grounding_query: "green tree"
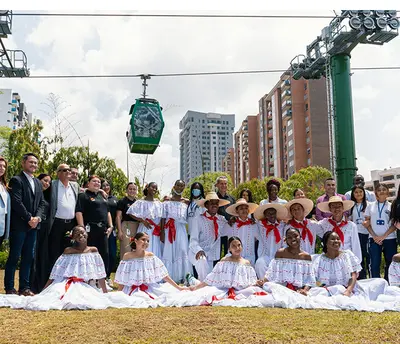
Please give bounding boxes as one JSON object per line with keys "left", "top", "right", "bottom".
{"left": 279, "top": 166, "right": 332, "bottom": 203}
{"left": 182, "top": 172, "right": 234, "bottom": 198}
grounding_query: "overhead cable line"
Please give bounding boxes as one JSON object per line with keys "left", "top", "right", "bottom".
{"left": 20, "top": 66, "right": 400, "bottom": 79}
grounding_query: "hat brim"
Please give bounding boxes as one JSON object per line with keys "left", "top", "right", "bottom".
{"left": 254, "top": 203, "right": 288, "bottom": 221}
{"left": 317, "top": 200, "right": 354, "bottom": 213}
{"left": 226, "top": 202, "right": 258, "bottom": 216}
{"left": 195, "top": 198, "right": 231, "bottom": 208}
{"left": 285, "top": 198, "right": 314, "bottom": 217}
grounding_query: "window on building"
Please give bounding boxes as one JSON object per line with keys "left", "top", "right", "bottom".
{"left": 382, "top": 175, "right": 394, "bottom": 181}
{"left": 307, "top": 148, "right": 311, "bottom": 155}
{"left": 287, "top": 129, "right": 293, "bottom": 136}
{"left": 304, "top": 83, "right": 307, "bottom": 90}
{"left": 304, "top": 94, "right": 308, "bottom": 101}
{"left": 306, "top": 137, "right": 310, "bottom": 144}
{"left": 287, "top": 119, "right": 292, "bottom": 126}
{"left": 288, "top": 139, "right": 293, "bottom": 147}
{"left": 396, "top": 174, "right": 400, "bottom": 179}
{"left": 306, "top": 126, "right": 310, "bottom": 133}
{"left": 289, "top": 161, "right": 294, "bottom": 167}
{"left": 288, "top": 150, "right": 293, "bottom": 157}
{"left": 202, "top": 120, "right": 205, "bottom": 123}
{"left": 305, "top": 116, "right": 309, "bottom": 123}
{"left": 305, "top": 103, "right": 309, "bottom": 111}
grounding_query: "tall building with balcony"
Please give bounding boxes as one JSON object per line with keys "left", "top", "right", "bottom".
{"left": 179, "top": 110, "right": 235, "bottom": 184}
{"left": 221, "top": 148, "right": 235, "bottom": 184}
{"left": 234, "top": 116, "right": 260, "bottom": 186}
{"left": 258, "top": 70, "right": 330, "bottom": 179}
{"left": 0, "top": 89, "right": 33, "bottom": 130}
{"left": 364, "top": 167, "right": 400, "bottom": 201}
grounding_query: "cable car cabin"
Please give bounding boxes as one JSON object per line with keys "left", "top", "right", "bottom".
{"left": 127, "top": 98, "right": 165, "bottom": 154}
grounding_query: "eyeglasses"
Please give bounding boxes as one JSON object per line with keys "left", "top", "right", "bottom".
{"left": 58, "top": 168, "right": 71, "bottom": 173}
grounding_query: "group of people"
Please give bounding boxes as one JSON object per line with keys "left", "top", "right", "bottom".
{"left": 0, "top": 153, "right": 400, "bottom": 312}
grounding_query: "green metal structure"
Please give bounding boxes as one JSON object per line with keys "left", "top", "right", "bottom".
{"left": 291, "top": 10, "right": 399, "bottom": 193}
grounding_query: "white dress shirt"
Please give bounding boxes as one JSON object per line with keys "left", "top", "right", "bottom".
{"left": 55, "top": 181, "right": 76, "bottom": 220}
{"left": 23, "top": 171, "right": 35, "bottom": 193}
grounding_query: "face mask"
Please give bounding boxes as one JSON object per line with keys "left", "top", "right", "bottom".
{"left": 192, "top": 189, "right": 201, "bottom": 197}
{"left": 173, "top": 189, "right": 183, "bottom": 196}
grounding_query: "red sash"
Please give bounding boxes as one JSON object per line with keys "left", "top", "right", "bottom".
{"left": 328, "top": 218, "right": 347, "bottom": 244}
{"left": 129, "top": 284, "right": 154, "bottom": 299}
{"left": 146, "top": 218, "right": 161, "bottom": 236}
{"left": 165, "top": 218, "right": 176, "bottom": 243}
{"left": 60, "top": 277, "right": 84, "bottom": 299}
{"left": 289, "top": 219, "right": 314, "bottom": 245}
{"left": 261, "top": 220, "right": 281, "bottom": 244}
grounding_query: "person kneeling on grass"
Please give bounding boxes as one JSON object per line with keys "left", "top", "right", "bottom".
{"left": 258, "top": 227, "right": 316, "bottom": 295}
{"left": 114, "top": 232, "right": 187, "bottom": 301}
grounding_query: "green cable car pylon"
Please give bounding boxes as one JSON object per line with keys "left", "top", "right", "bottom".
{"left": 127, "top": 74, "right": 165, "bottom": 154}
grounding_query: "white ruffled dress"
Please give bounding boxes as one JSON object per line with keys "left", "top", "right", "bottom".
{"left": 162, "top": 201, "right": 192, "bottom": 283}
{"left": 0, "top": 252, "right": 151, "bottom": 310}
{"left": 114, "top": 255, "right": 183, "bottom": 304}
{"left": 160, "top": 260, "right": 270, "bottom": 307}
{"left": 126, "top": 199, "right": 164, "bottom": 258}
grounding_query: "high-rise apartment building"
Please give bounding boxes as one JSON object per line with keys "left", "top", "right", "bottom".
{"left": 258, "top": 71, "right": 330, "bottom": 179}
{"left": 179, "top": 110, "right": 235, "bottom": 183}
{"left": 0, "top": 89, "right": 33, "bottom": 130}
{"left": 221, "top": 148, "right": 235, "bottom": 184}
{"left": 234, "top": 115, "right": 260, "bottom": 186}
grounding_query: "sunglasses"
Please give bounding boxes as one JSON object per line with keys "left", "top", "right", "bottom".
{"left": 58, "top": 168, "right": 71, "bottom": 172}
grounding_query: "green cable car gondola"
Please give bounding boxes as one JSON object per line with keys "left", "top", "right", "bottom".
{"left": 127, "top": 97, "right": 165, "bottom": 154}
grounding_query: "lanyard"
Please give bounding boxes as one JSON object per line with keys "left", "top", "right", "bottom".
{"left": 377, "top": 201, "right": 386, "bottom": 219}
{"left": 355, "top": 203, "right": 362, "bottom": 219}
{"left": 188, "top": 201, "right": 198, "bottom": 216}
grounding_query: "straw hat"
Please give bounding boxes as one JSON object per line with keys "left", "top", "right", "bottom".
{"left": 317, "top": 196, "right": 354, "bottom": 213}
{"left": 226, "top": 198, "right": 258, "bottom": 216}
{"left": 195, "top": 192, "right": 231, "bottom": 208}
{"left": 285, "top": 198, "right": 314, "bottom": 217}
{"left": 254, "top": 203, "right": 288, "bottom": 221}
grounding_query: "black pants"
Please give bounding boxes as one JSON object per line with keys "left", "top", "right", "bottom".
{"left": 49, "top": 218, "right": 76, "bottom": 269}
{"left": 358, "top": 233, "right": 370, "bottom": 280}
{"left": 220, "top": 235, "right": 228, "bottom": 257}
{"left": 87, "top": 227, "right": 109, "bottom": 274}
{"left": 30, "top": 221, "right": 50, "bottom": 293}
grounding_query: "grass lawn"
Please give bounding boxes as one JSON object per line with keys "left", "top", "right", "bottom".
{"left": 0, "top": 270, "right": 399, "bottom": 344}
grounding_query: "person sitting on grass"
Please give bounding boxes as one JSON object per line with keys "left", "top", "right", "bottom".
{"left": 388, "top": 253, "right": 400, "bottom": 287}
{"left": 114, "top": 232, "right": 187, "bottom": 300}
{"left": 258, "top": 227, "right": 316, "bottom": 295}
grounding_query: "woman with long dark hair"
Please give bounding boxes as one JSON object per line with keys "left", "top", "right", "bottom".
{"left": 0, "top": 156, "right": 10, "bottom": 247}
{"left": 349, "top": 185, "right": 370, "bottom": 279}
{"left": 30, "top": 173, "right": 52, "bottom": 293}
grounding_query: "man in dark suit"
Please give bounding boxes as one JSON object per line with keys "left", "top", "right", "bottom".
{"left": 48, "top": 163, "right": 79, "bottom": 268}
{"left": 4, "top": 153, "right": 45, "bottom": 295}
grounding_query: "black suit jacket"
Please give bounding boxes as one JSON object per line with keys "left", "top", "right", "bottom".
{"left": 9, "top": 172, "right": 46, "bottom": 232}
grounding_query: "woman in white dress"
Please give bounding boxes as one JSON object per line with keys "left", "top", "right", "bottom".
{"left": 309, "top": 231, "right": 389, "bottom": 311}
{"left": 260, "top": 227, "right": 316, "bottom": 294}
{"left": 224, "top": 198, "right": 259, "bottom": 265}
{"left": 114, "top": 232, "right": 187, "bottom": 303}
{"left": 163, "top": 236, "right": 269, "bottom": 307}
{"left": 126, "top": 182, "right": 164, "bottom": 258}
{"left": 162, "top": 180, "right": 192, "bottom": 283}
{"left": 4, "top": 226, "right": 112, "bottom": 310}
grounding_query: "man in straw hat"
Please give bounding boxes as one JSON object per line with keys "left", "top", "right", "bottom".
{"left": 225, "top": 198, "right": 259, "bottom": 265}
{"left": 317, "top": 196, "right": 362, "bottom": 261}
{"left": 253, "top": 203, "right": 287, "bottom": 279}
{"left": 284, "top": 198, "right": 324, "bottom": 255}
{"left": 188, "top": 192, "right": 230, "bottom": 281}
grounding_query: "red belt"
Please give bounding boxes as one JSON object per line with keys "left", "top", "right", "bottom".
{"left": 60, "top": 277, "right": 84, "bottom": 299}
{"left": 129, "top": 284, "right": 154, "bottom": 299}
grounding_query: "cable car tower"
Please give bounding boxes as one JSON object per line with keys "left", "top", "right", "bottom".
{"left": 0, "top": 10, "right": 29, "bottom": 77}
{"left": 127, "top": 74, "right": 165, "bottom": 155}
{"left": 290, "top": 10, "right": 399, "bottom": 193}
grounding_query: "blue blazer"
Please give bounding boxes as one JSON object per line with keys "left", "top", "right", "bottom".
{"left": 0, "top": 187, "right": 11, "bottom": 239}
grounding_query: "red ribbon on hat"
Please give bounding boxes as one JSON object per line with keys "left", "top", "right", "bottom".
{"left": 261, "top": 220, "right": 281, "bottom": 244}
{"left": 289, "top": 219, "right": 314, "bottom": 246}
{"left": 328, "top": 218, "right": 347, "bottom": 244}
{"left": 146, "top": 218, "right": 161, "bottom": 236}
{"left": 165, "top": 218, "right": 176, "bottom": 244}
{"left": 60, "top": 277, "right": 84, "bottom": 299}
{"left": 236, "top": 218, "right": 253, "bottom": 228}
{"left": 129, "top": 284, "right": 154, "bottom": 299}
{"left": 203, "top": 213, "right": 219, "bottom": 240}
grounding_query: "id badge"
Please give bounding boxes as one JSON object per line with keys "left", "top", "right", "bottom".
{"left": 85, "top": 224, "right": 91, "bottom": 232}
{"left": 356, "top": 218, "right": 363, "bottom": 225}
{"left": 376, "top": 219, "right": 385, "bottom": 226}
{"left": 126, "top": 227, "right": 131, "bottom": 236}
